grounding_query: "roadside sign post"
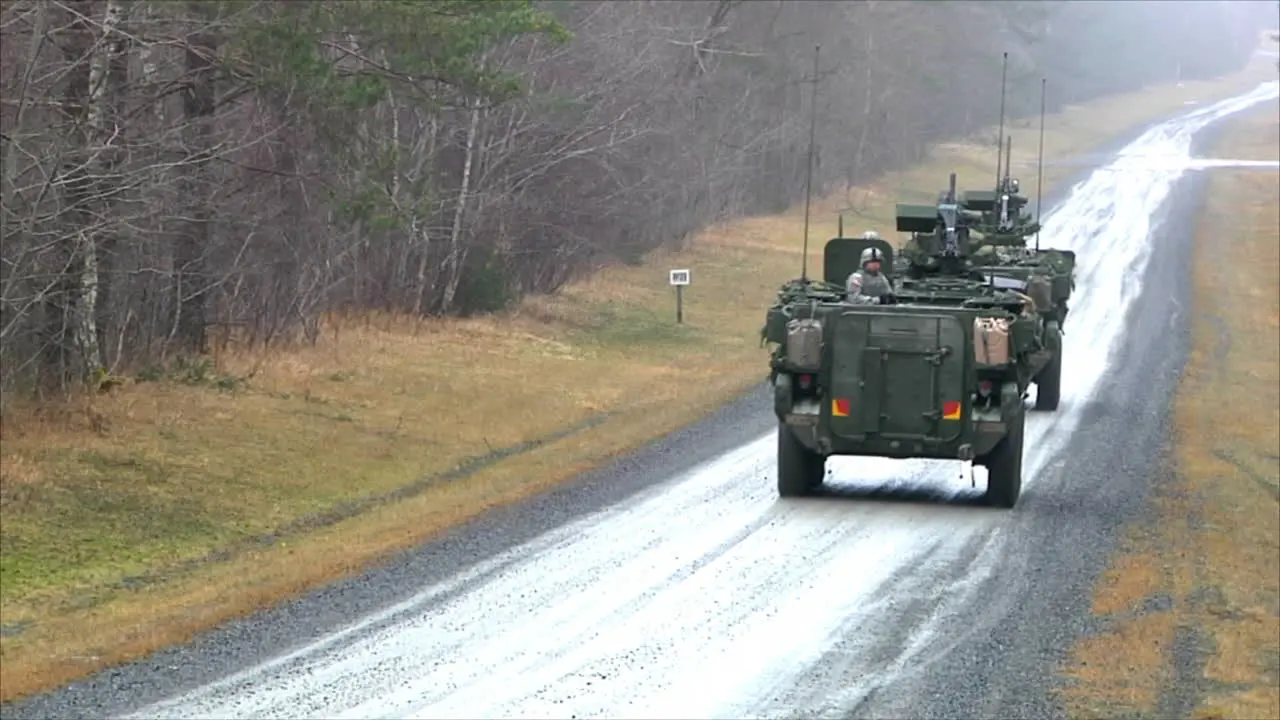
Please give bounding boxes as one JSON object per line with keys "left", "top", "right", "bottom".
{"left": 669, "top": 269, "right": 690, "bottom": 323}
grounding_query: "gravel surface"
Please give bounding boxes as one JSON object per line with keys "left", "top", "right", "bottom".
{"left": 3, "top": 83, "right": 1274, "bottom": 720}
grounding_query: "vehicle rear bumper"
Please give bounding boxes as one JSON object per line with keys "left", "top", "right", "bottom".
{"left": 781, "top": 412, "right": 1006, "bottom": 460}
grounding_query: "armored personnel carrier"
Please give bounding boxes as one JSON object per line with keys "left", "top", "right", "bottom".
{"left": 958, "top": 138, "right": 1073, "bottom": 410}
{"left": 761, "top": 174, "right": 1061, "bottom": 508}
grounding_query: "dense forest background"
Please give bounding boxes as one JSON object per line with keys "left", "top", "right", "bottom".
{"left": 0, "top": 0, "right": 1271, "bottom": 395}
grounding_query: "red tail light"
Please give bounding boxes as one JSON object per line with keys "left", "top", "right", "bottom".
{"left": 798, "top": 374, "right": 813, "bottom": 389}
{"left": 978, "top": 380, "right": 993, "bottom": 396}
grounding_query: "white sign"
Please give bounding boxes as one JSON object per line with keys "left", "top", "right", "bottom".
{"left": 669, "top": 269, "right": 691, "bottom": 286}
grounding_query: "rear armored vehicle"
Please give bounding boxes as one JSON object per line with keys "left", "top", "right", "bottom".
{"left": 960, "top": 168, "right": 1072, "bottom": 410}
{"left": 956, "top": 76, "right": 1075, "bottom": 409}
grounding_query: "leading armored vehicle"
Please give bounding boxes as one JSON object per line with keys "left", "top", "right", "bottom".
{"left": 762, "top": 174, "right": 1063, "bottom": 508}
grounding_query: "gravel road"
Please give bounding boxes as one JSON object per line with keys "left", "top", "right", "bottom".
{"left": 5, "top": 81, "right": 1277, "bottom": 720}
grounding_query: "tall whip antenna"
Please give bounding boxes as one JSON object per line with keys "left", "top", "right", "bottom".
{"left": 800, "top": 44, "right": 821, "bottom": 283}
{"left": 1004, "top": 135, "right": 1012, "bottom": 183}
{"left": 1035, "top": 77, "right": 1046, "bottom": 251}
{"left": 995, "top": 51, "right": 1008, "bottom": 189}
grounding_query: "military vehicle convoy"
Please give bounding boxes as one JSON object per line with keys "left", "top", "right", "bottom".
{"left": 761, "top": 174, "right": 1066, "bottom": 508}
{"left": 760, "top": 52, "right": 1076, "bottom": 508}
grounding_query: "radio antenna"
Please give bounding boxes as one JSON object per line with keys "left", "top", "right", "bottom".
{"left": 995, "top": 51, "right": 1008, "bottom": 189}
{"left": 1034, "top": 77, "right": 1046, "bottom": 251}
{"left": 800, "top": 44, "right": 821, "bottom": 283}
{"left": 1004, "top": 135, "right": 1013, "bottom": 182}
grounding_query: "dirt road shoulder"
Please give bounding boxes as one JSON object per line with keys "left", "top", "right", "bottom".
{"left": 1058, "top": 100, "right": 1280, "bottom": 720}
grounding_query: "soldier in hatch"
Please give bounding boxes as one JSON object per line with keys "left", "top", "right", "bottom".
{"left": 845, "top": 236, "right": 893, "bottom": 304}
{"left": 846, "top": 273, "right": 875, "bottom": 304}
{"left": 900, "top": 230, "right": 940, "bottom": 276}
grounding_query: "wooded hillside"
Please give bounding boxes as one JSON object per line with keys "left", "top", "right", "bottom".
{"left": 0, "top": 0, "right": 1266, "bottom": 396}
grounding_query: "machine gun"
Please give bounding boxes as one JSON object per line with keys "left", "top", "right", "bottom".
{"left": 896, "top": 173, "right": 988, "bottom": 280}
{"left": 964, "top": 138, "right": 1040, "bottom": 251}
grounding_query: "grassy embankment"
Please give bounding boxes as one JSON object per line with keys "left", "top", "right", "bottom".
{"left": 0, "top": 65, "right": 1272, "bottom": 703}
{"left": 1057, "top": 102, "right": 1280, "bottom": 719}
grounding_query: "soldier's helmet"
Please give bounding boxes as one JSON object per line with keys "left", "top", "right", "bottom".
{"left": 861, "top": 230, "right": 882, "bottom": 241}
{"left": 860, "top": 246, "right": 885, "bottom": 269}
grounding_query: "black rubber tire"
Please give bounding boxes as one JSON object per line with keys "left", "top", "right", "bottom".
{"left": 777, "top": 423, "right": 824, "bottom": 497}
{"left": 983, "top": 409, "right": 1025, "bottom": 509}
{"left": 1035, "top": 322, "right": 1062, "bottom": 412}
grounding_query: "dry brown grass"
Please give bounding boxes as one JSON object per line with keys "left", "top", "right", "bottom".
{"left": 0, "top": 64, "right": 1274, "bottom": 703}
{"left": 1061, "top": 610, "right": 1180, "bottom": 714}
{"left": 1059, "top": 99, "right": 1280, "bottom": 719}
{"left": 1089, "top": 551, "right": 1168, "bottom": 618}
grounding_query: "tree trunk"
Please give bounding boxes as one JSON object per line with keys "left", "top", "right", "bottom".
{"left": 53, "top": 0, "right": 129, "bottom": 384}
{"left": 440, "top": 101, "right": 480, "bottom": 313}
{"left": 92, "top": 0, "right": 130, "bottom": 371}
{"left": 412, "top": 113, "right": 440, "bottom": 315}
{"left": 173, "top": 9, "right": 218, "bottom": 355}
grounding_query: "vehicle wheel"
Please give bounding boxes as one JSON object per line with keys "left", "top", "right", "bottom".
{"left": 777, "top": 423, "right": 824, "bottom": 497}
{"left": 983, "top": 410, "right": 1025, "bottom": 509}
{"left": 1035, "top": 322, "right": 1062, "bottom": 411}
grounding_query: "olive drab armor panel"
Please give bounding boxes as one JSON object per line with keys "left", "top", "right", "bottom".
{"left": 960, "top": 190, "right": 997, "bottom": 213}
{"left": 895, "top": 203, "right": 939, "bottom": 233}
{"left": 829, "top": 311, "right": 968, "bottom": 440}
{"left": 823, "top": 237, "right": 896, "bottom": 284}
